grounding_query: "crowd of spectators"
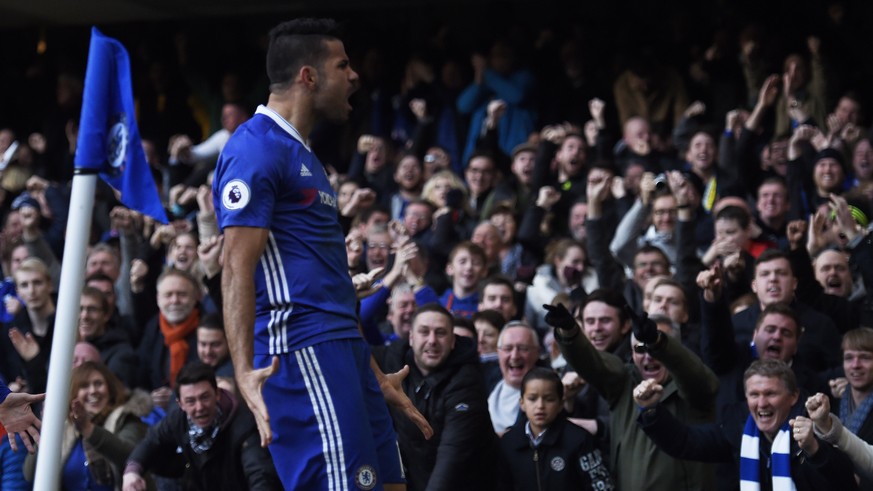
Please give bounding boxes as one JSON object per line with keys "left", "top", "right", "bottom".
{"left": 2, "top": 1, "right": 873, "bottom": 489}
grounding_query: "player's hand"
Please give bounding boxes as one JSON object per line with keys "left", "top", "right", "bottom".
{"left": 378, "top": 364, "right": 434, "bottom": 440}
{"left": 237, "top": 356, "right": 279, "bottom": 447}
{"left": 0, "top": 391, "right": 45, "bottom": 453}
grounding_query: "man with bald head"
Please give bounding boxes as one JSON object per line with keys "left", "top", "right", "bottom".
{"left": 615, "top": 116, "right": 673, "bottom": 174}
{"left": 814, "top": 249, "right": 853, "bottom": 298}
{"left": 785, "top": 217, "right": 872, "bottom": 335}
{"left": 789, "top": 244, "right": 871, "bottom": 335}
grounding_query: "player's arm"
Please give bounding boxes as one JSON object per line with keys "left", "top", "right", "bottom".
{"left": 222, "top": 225, "right": 279, "bottom": 447}
{"left": 369, "top": 358, "right": 434, "bottom": 440}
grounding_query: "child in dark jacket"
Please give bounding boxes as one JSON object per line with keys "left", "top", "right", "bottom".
{"left": 498, "top": 367, "right": 615, "bottom": 491}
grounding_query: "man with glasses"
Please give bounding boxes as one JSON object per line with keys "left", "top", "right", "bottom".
{"left": 586, "top": 167, "right": 671, "bottom": 312}
{"left": 364, "top": 224, "right": 393, "bottom": 274}
{"left": 611, "top": 177, "right": 680, "bottom": 268}
{"left": 487, "top": 321, "right": 540, "bottom": 434}
{"left": 544, "top": 300, "right": 718, "bottom": 490}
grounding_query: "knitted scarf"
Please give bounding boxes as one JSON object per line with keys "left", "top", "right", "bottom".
{"left": 739, "top": 416, "right": 796, "bottom": 491}
{"left": 159, "top": 308, "right": 200, "bottom": 387}
{"left": 187, "top": 406, "right": 222, "bottom": 454}
{"left": 840, "top": 390, "right": 873, "bottom": 436}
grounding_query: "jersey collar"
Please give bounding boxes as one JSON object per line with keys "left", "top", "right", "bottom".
{"left": 256, "top": 105, "right": 312, "bottom": 152}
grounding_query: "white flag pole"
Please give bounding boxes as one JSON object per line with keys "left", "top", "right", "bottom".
{"left": 33, "top": 172, "right": 97, "bottom": 491}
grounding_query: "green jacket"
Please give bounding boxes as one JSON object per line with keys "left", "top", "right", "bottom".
{"left": 557, "top": 329, "right": 718, "bottom": 491}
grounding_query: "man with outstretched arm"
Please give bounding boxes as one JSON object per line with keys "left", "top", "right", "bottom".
{"left": 214, "top": 18, "right": 429, "bottom": 491}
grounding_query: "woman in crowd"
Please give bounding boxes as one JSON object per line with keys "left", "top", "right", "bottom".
{"left": 525, "top": 238, "right": 597, "bottom": 334}
{"left": 25, "top": 361, "right": 152, "bottom": 491}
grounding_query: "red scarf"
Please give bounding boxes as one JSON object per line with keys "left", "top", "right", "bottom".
{"left": 159, "top": 308, "right": 200, "bottom": 387}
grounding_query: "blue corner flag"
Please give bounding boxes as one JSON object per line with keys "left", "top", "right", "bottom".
{"left": 75, "top": 27, "right": 168, "bottom": 224}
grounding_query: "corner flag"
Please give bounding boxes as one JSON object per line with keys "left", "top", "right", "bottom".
{"left": 75, "top": 27, "right": 168, "bottom": 223}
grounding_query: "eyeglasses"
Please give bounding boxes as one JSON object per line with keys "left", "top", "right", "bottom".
{"left": 367, "top": 243, "right": 391, "bottom": 250}
{"left": 634, "top": 260, "right": 667, "bottom": 270}
{"left": 498, "top": 344, "right": 534, "bottom": 354}
{"left": 652, "top": 209, "right": 677, "bottom": 217}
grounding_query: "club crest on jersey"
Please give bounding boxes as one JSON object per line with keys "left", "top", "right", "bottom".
{"left": 222, "top": 179, "right": 251, "bottom": 210}
{"left": 354, "top": 465, "right": 377, "bottom": 490}
{"left": 550, "top": 456, "right": 565, "bottom": 471}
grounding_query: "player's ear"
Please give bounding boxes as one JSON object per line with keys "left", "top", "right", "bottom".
{"left": 299, "top": 65, "right": 318, "bottom": 89}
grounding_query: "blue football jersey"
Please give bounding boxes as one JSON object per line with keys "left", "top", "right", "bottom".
{"left": 214, "top": 106, "right": 359, "bottom": 355}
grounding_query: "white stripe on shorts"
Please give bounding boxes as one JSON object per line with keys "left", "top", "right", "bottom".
{"left": 297, "top": 346, "right": 349, "bottom": 491}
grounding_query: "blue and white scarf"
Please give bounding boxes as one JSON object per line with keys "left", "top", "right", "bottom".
{"left": 840, "top": 390, "right": 873, "bottom": 436}
{"left": 739, "top": 416, "right": 796, "bottom": 491}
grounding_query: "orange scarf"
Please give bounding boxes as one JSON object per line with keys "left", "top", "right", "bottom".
{"left": 159, "top": 308, "right": 200, "bottom": 388}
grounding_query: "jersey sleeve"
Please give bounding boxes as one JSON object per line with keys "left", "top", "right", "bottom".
{"left": 213, "top": 128, "right": 281, "bottom": 230}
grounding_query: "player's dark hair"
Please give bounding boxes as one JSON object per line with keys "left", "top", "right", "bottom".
{"left": 267, "top": 18, "right": 340, "bottom": 90}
